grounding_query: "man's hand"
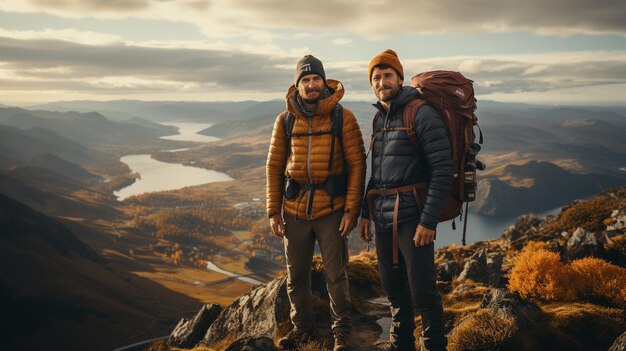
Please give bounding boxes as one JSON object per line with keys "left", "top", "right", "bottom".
{"left": 413, "top": 224, "right": 435, "bottom": 246}
{"left": 269, "top": 214, "right": 285, "bottom": 237}
{"left": 338, "top": 212, "right": 357, "bottom": 238}
{"left": 358, "top": 218, "right": 372, "bottom": 242}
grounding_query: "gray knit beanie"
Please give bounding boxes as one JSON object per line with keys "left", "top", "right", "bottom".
{"left": 294, "top": 55, "right": 326, "bottom": 86}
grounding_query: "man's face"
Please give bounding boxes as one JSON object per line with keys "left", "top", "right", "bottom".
{"left": 371, "top": 67, "right": 403, "bottom": 103}
{"left": 297, "top": 74, "right": 325, "bottom": 104}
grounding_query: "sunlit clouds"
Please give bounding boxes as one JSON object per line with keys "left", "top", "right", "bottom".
{"left": 0, "top": 0, "right": 624, "bottom": 104}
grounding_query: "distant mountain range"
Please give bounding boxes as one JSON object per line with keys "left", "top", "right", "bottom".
{"left": 0, "top": 106, "right": 177, "bottom": 146}
{"left": 474, "top": 160, "right": 624, "bottom": 215}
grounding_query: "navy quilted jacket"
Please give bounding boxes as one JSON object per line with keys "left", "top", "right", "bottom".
{"left": 361, "top": 86, "right": 453, "bottom": 230}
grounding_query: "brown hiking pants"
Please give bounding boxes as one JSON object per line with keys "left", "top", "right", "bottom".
{"left": 283, "top": 210, "right": 352, "bottom": 332}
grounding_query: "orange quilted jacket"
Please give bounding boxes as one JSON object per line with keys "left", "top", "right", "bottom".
{"left": 266, "top": 79, "right": 366, "bottom": 220}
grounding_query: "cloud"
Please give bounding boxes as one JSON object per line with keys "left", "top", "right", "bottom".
{"left": 1, "top": 0, "right": 624, "bottom": 38}
{"left": 0, "top": 28, "right": 123, "bottom": 45}
{"left": 0, "top": 31, "right": 624, "bottom": 102}
{"left": 402, "top": 52, "right": 626, "bottom": 94}
{"left": 332, "top": 38, "right": 353, "bottom": 46}
{"left": 0, "top": 35, "right": 297, "bottom": 92}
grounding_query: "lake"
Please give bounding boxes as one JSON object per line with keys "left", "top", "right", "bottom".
{"left": 160, "top": 122, "right": 220, "bottom": 142}
{"left": 434, "top": 206, "right": 560, "bottom": 248}
{"left": 114, "top": 123, "right": 232, "bottom": 200}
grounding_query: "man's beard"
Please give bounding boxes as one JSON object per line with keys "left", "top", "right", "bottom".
{"left": 302, "top": 88, "right": 322, "bottom": 104}
{"left": 377, "top": 85, "right": 400, "bottom": 103}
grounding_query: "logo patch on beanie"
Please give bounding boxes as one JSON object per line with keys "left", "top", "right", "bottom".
{"left": 301, "top": 63, "right": 311, "bottom": 72}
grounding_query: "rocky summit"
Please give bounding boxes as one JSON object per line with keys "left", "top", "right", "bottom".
{"left": 157, "top": 185, "right": 625, "bottom": 351}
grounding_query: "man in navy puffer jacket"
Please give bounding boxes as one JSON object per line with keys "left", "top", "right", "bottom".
{"left": 358, "top": 49, "right": 452, "bottom": 351}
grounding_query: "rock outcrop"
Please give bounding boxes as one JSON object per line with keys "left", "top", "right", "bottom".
{"left": 456, "top": 248, "right": 504, "bottom": 287}
{"left": 203, "top": 276, "right": 289, "bottom": 346}
{"left": 565, "top": 227, "right": 609, "bottom": 260}
{"left": 479, "top": 289, "right": 541, "bottom": 329}
{"left": 167, "top": 303, "right": 223, "bottom": 348}
{"left": 608, "top": 331, "right": 626, "bottom": 351}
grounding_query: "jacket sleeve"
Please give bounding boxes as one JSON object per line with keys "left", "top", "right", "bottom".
{"left": 360, "top": 177, "right": 375, "bottom": 219}
{"left": 415, "top": 105, "right": 453, "bottom": 229}
{"left": 341, "top": 109, "right": 366, "bottom": 217}
{"left": 266, "top": 113, "right": 288, "bottom": 218}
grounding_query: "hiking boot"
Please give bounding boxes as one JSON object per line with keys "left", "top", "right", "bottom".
{"left": 277, "top": 327, "right": 312, "bottom": 350}
{"left": 333, "top": 329, "right": 351, "bottom": 351}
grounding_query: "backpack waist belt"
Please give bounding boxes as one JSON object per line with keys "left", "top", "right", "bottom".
{"left": 366, "top": 182, "right": 428, "bottom": 269}
{"left": 285, "top": 174, "right": 348, "bottom": 219}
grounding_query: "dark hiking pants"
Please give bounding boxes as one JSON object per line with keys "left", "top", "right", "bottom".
{"left": 375, "top": 218, "right": 447, "bottom": 351}
{"left": 283, "top": 211, "right": 352, "bottom": 332}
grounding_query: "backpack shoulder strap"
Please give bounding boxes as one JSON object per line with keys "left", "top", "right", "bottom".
{"left": 403, "top": 98, "right": 427, "bottom": 152}
{"left": 328, "top": 104, "right": 343, "bottom": 171}
{"left": 368, "top": 111, "right": 383, "bottom": 153}
{"left": 331, "top": 104, "right": 343, "bottom": 140}
{"left": 282, "top": 110, "right": 296, "bottom": 138}
{"left": 282, "top": 111, "right": 296, "bottom": 159}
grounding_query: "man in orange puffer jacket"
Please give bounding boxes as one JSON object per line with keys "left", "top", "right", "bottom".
{"left": 266, "top": 55, "right": 366, "bottom": 351}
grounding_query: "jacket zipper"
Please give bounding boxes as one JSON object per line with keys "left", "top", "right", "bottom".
{"left": 379, "top": 104, "right": 391, "bottom": 218}
{"left": 306, "top": 117, "right": 314, "bottom": 220}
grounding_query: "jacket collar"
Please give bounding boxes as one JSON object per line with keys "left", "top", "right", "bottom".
{"left": 373, "top": 86, "right": 420, "bottom": 116}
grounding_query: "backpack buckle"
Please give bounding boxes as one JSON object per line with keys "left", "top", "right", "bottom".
{"left": 380, "top": 186, "right": 387, "bottom": 198}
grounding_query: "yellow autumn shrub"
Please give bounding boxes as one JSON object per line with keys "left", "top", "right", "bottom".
{"left": 508, "top": 249, "right": 576, "bottom": 301}
{"left": 570, "top": 257, "right": 626, "bottom": 308}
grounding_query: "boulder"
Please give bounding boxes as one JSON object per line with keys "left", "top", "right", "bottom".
{"left": 607, "top": 209, "right": 626, "bottom": 233}
{"left": 565, "top": 227, "right": 609, "bottom": 260}
{"left": 479, "top": 289, "right": 541, "bottom": 329}
{"left": 224, "top": 336, "right": 278, "bottom": 351}
{"left": 437, "top": 261, "right": 461, "bottom": 282}
{"left": 501, "top": 225, "right": 522, "bottom": 242}
{"left": 456, "top": 249, "right": 503, "bottom": 286}
{"left": 167, "top": 303, "right": 222, "bottom": 348}
{"left": 203, "top": 276, "right": 289, "bottom": 346}
{"left": 504, "top": 214, "right": 547, "bottom": 249}
{"left": 608, "top": 331, "right": 626, "bottom": 351}
{"left": 513, "top": 214, "right": 543, "bottom": 235}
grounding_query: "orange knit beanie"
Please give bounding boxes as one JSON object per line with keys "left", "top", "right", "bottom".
{"left": 368, "top": 49, "right": 404, "bottom": 84}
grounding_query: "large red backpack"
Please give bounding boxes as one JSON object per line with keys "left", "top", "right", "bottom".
{"left": 371, "top": 70, "right": 484, "bottom": 244}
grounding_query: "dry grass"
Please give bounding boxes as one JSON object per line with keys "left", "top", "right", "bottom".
{"left": 145, "top": 333, "right": 237, "bottom": 351}
{"left": 448, "top": 309, "right": 516, "bottom": 351}
{"left": 296, "top": 340, "right": 328, "bottom": 351}
{"left": 204, "top": 332, "right": 238, "bottom": 351}
{"left": 541, "top": 302, "right": 626, "bottom": 351}
{"left": 540, "top": 191, "right": 625, "bottom": 234}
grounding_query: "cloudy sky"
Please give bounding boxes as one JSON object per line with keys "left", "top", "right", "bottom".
{"left": 0, "top": 0, "right": 625, "bottom": 105}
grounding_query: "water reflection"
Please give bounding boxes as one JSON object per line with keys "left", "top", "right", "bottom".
{"left": 114, "top": 154, "right": 232, "bottom": 200}
{"left": 160, "top": 122, "right": 219, "bottom": 142}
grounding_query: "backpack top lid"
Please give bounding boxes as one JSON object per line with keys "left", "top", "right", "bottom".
{"left": 411, "top": 70, "right": 477, "bottom": 114}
